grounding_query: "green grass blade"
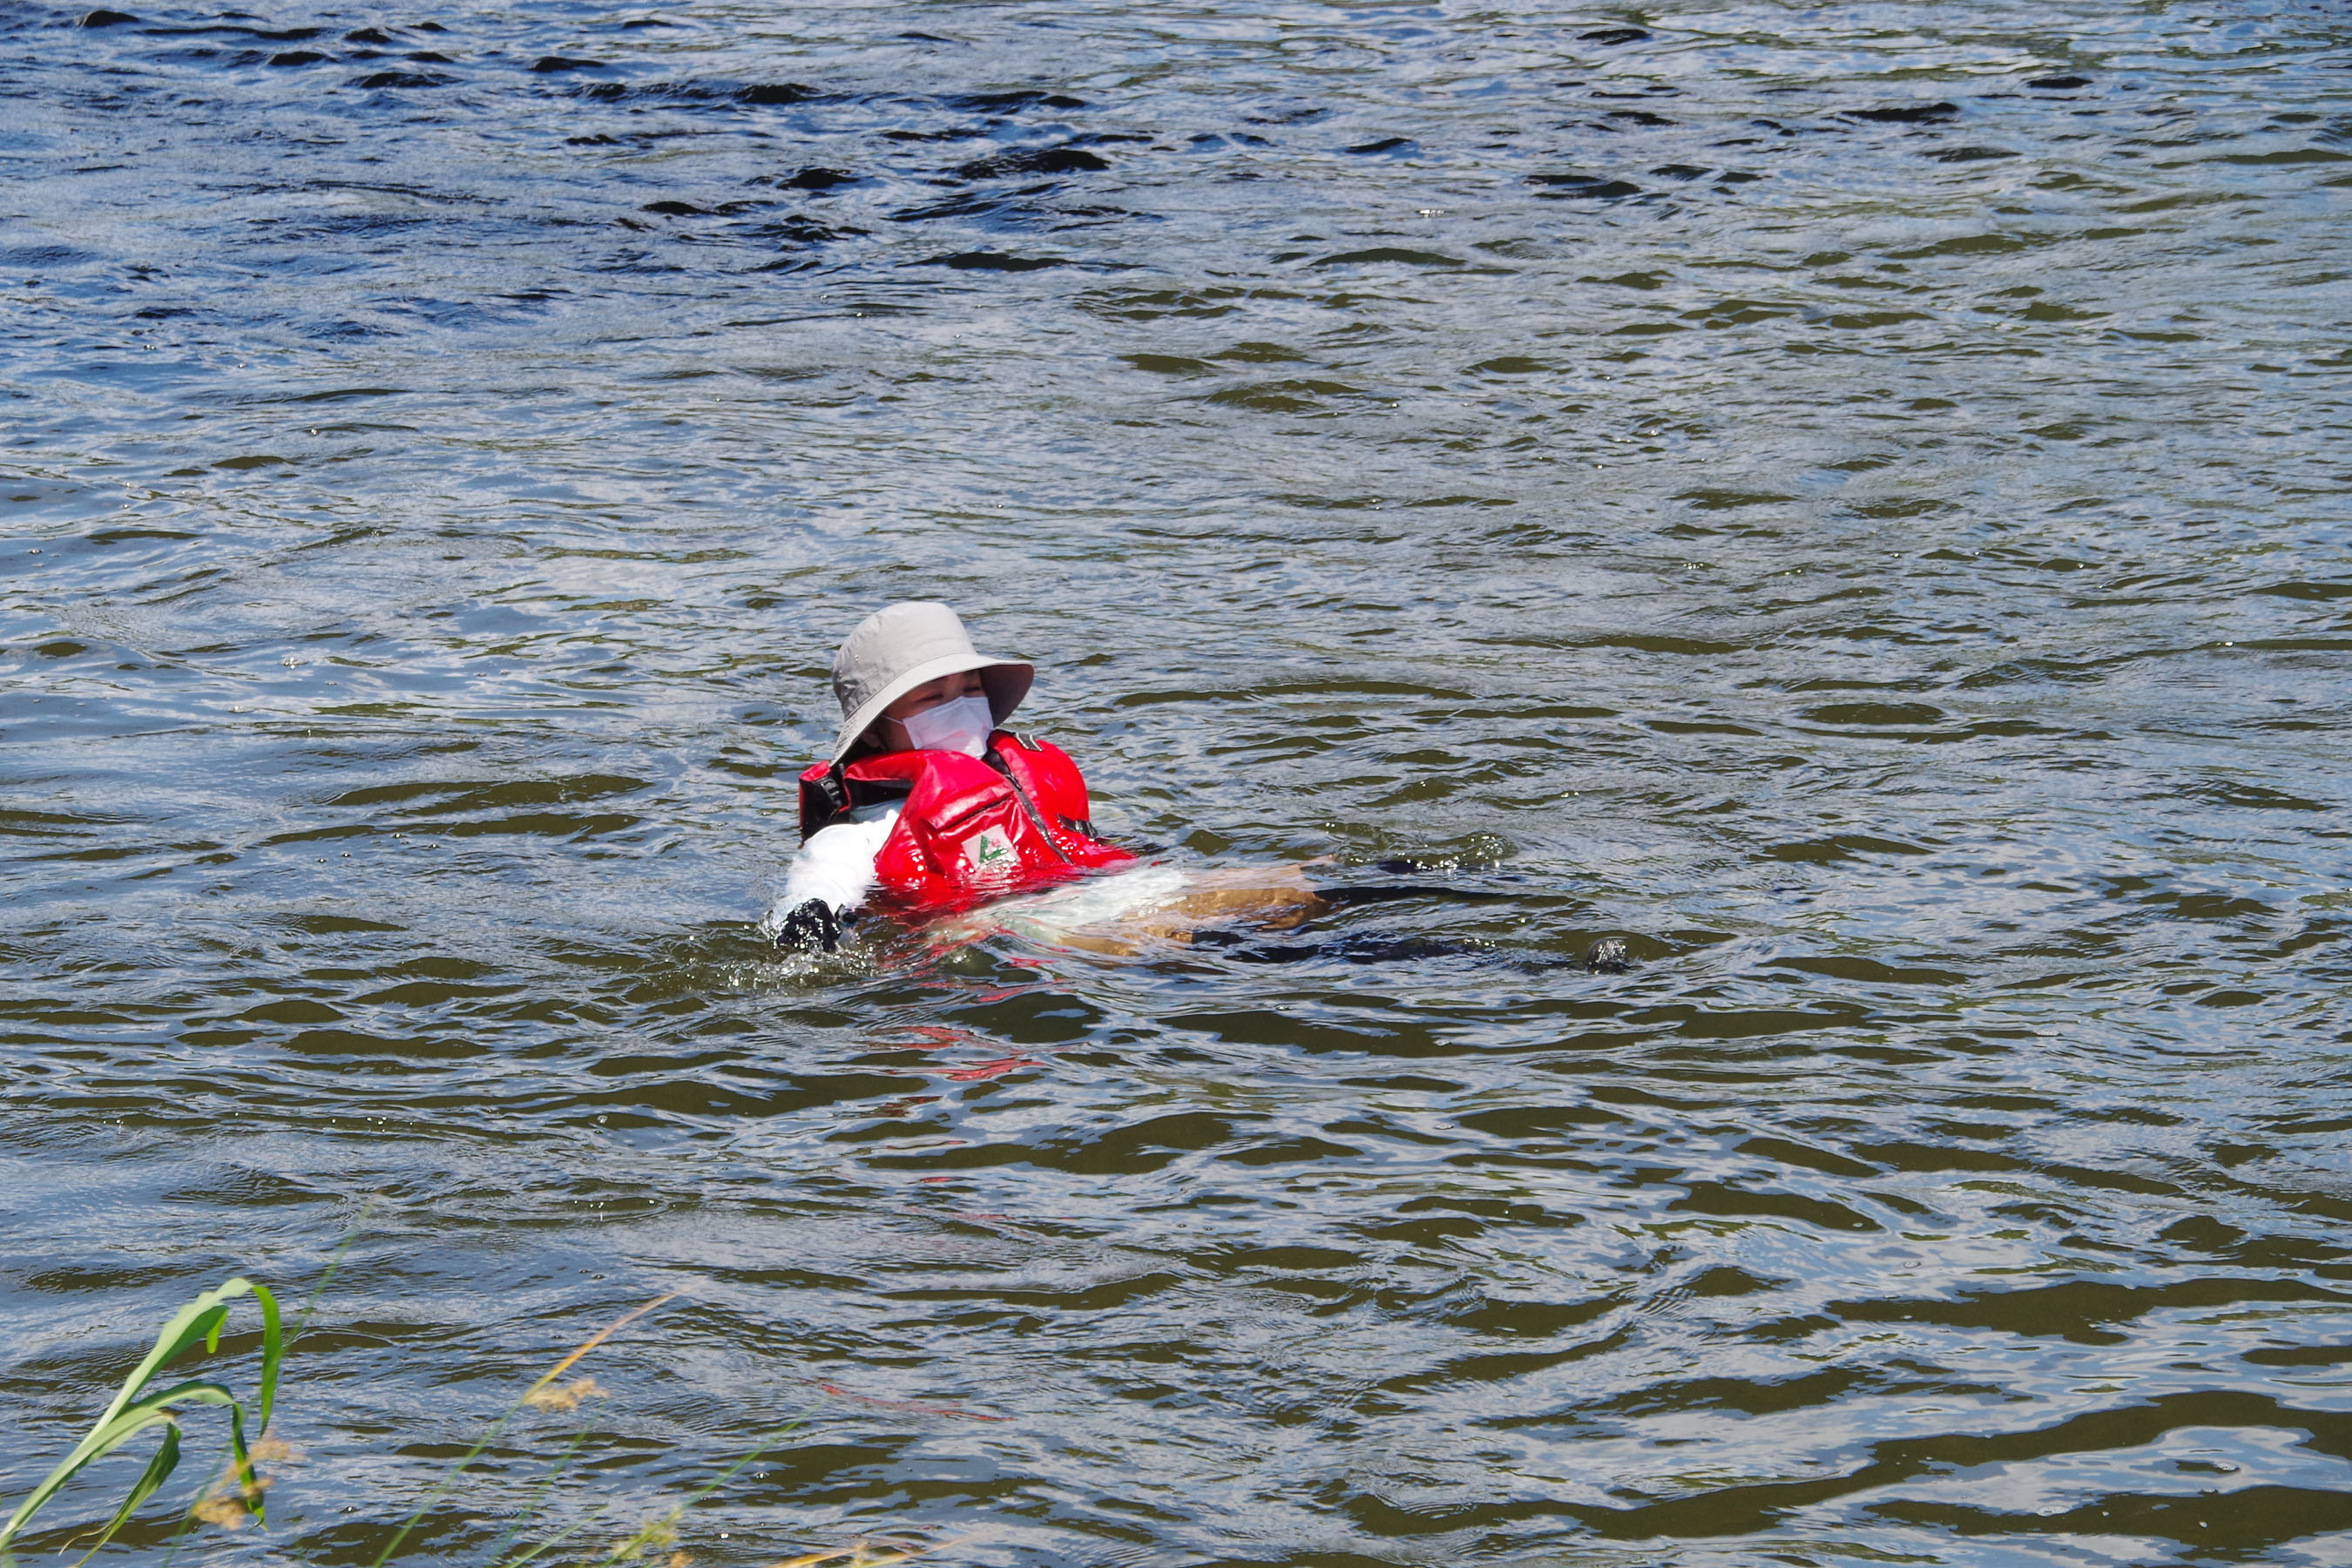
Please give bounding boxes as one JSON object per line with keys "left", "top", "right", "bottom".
{"left": 68, "top": 1415, "right": 182, "bottom": 1567}
{"left": 0, "top": 1382, "right": 240, "bottom": 1548}
{"left": 249, "top": 1283, "right": 283, "bottom": 1438}
{"left": 99, "top": 1279, "right": 261, "bottom": 1429}
{"left": 223, "top": 1402, "right": 260, "bottom": 1524}
{"left": 0, "top": 1400, "right": 185, "bottom": 1550}
{"left": 117, "top": 1381, "right": 237, "bottom": 1416}
{"left": 166, "top": 1238, "right": 340, "bottom": 1568}
{"left": 154, "top": 1450, "right": 233, "bottom": 1568}
{"left": 0, "top": 1277, "right": 274, "bottom": 1552}
{"left": 91, "top": 1306, "right": 219, "bottom": 1436}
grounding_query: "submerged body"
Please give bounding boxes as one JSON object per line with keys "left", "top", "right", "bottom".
{"left": 765, "top": 729, "right": 1326, "bottom": 951}
{"left": 770, "top": 600, "right": 1330, "bottom": 955}
{"left": 959, "top": 861, "right": 1327, "bottom": 955}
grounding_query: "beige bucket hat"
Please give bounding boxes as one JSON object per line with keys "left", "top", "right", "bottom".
{"left": 829, "top": 601, "right": 1034, "bottom": 762}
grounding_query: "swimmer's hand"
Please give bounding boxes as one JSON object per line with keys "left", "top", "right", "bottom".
{"left": 774, "top": 898, "right": 850, "bottom": 954}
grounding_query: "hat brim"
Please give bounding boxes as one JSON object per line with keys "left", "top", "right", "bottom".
{"left": 831, "top": 652, "right": 1034, "bottom": 762}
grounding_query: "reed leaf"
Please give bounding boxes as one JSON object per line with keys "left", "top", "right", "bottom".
{"left": 77, "top": 1416, "right": 179, "bottom": 1565}
{"left": 0, "top": 1277, "right": 281, "bottom": 1551}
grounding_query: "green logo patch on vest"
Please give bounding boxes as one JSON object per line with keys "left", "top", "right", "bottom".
{"left": 963, "top": 826, "right": 1017, "bottom": 874}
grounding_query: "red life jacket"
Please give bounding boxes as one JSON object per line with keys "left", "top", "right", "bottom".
{"left": 796, "top": 732, "right": 1132, "bottom": 913}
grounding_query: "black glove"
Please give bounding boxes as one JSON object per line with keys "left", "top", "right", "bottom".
{"left": 774, "top": 899, "right": 846, "bottom": 953}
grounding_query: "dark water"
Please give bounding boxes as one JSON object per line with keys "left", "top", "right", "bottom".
{"left": 6, "top": 0, "right": 2352, "bottom": 1563}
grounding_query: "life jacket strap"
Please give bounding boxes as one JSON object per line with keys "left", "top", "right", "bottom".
{"left": 814, "top": 762, "right": 849, "bottom": 821}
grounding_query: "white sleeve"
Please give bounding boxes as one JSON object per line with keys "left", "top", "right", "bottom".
{"left": 762, "top": 809, "right": 896, "bottom": 931}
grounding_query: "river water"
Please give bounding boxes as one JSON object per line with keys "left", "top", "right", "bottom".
{"left": 4, "top": 1, "right": 2351, "bottom": 1564}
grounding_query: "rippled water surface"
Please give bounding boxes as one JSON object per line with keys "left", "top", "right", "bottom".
{"left": 6, "top": 0, "right": 2352, "bottom": 1563}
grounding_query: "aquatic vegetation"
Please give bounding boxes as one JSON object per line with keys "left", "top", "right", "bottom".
{"left": 3, "top": 1281, "right": 811, "bottom": 1566}
{"left": 0, "top": 1276, "right": 281, "bottom": 1558}
{"left": 369, "top": 1293, "right": 677, "bottom": 1565}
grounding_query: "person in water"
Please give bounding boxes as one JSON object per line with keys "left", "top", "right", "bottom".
{"left": 767, "top": 601, "right": 1320, "bottom": 953}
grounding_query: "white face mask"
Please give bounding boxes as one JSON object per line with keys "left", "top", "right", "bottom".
{"left": 901, "top": 691, "right": 994, "bottom": 757}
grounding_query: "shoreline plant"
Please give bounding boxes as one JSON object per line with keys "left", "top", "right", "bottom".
{"left": 0, "top": 1276, "right": 280, "bottom": 1559}
{"left": 0, "top": 1276, "right": 853, "bottom": 1568}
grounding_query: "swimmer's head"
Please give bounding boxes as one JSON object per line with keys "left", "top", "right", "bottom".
{"left": 829, "top": 601, "right": 1032, "bottom": 761}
